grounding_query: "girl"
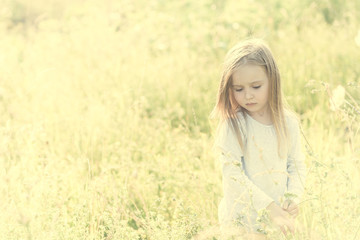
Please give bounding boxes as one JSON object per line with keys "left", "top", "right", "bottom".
{"left": 211, "top": 39, "right": 307, "bottom": 239}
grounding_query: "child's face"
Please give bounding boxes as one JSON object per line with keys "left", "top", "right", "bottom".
{"left": 231, "top": 64, "right": 270, "bottom": 116}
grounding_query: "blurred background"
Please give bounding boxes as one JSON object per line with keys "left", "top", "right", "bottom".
{"left": 0, "top": 0, "right": 359, "bottom": 239}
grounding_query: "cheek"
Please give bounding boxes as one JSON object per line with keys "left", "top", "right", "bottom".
{"left": 260, "top": 87, "right": 269, "bottom": 100}
{"left": 233, "top": 92, "right": 242, "bottom": 103}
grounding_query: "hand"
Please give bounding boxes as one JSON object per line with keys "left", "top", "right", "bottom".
{"left": 266, "top": 201, "right": 295, "bottom": 237}
{"left": 282, "top": 200, "right": 299, "bottom": 218}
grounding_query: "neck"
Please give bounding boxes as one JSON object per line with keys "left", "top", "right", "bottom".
{"left": 247, "top": 107, "right": 272, "bottom": 125}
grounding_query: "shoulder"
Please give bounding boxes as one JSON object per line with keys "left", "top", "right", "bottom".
{"left": 215, "top": 112, "right": 247, "bottom": 148}
{"left": 218, "top": 111, "right": 247, "bottom": 133}
{"left": 217, "top": 119, "right": 240, "bottom": 140}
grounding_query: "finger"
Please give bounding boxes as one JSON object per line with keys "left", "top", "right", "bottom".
{"left": 287, "top": 201, "right": 295, "bottom": 207}
{"left": 289, "top": 207, "right": 299, "bottom": 213}
{"left": 287, "top": 204, "right": 298, "bottom": 211}
{"left": 288, "top": 208, "right": 299, "bottom": 215}
{"left": 287, "top": 207, "right": 297, "bottom": 213}
{"left": 289, "top": 211, "right": 299, "bottom": 217}
{"left": 288, "top": 222, "right": 295, "bottom": 234}
{"left": 281, "top": 226, "right": 293, "bottom": 237}
{"left": 281, "top": 225, "right": 294, "bottom": 237}
{"left": 285, "top": 217, "right": 295, "bottom": 232}
{"left": 280, "top": 225, "right": 288, "bottom": 236}
{"left": 282, "top": 200, "right": 290, "bottom": 210}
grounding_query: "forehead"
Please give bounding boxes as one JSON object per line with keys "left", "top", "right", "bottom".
{"left": 232, "top": 65, "right": 268, "bottom": 85}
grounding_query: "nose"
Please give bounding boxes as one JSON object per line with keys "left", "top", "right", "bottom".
{"left": 245, "top": 90, "right": 253, "bottom": 100}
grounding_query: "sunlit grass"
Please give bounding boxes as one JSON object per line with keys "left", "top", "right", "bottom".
{"left": 0, "top": 0, "right": 359, "bottom": 239}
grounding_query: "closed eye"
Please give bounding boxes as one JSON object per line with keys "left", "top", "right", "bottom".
{"left": 235, "top": 89, "right": 243, "bottom": 92}
{"left": 253, "top": 85, "right": 261, "bottom": 89}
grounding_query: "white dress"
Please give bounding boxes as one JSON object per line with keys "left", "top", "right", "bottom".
{"left": 216, "top": 111, "right": 307, "bottom": 234}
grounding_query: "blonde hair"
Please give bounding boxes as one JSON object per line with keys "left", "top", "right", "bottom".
{"left": 211, "top": 38, "right": 288, "bottom": 158}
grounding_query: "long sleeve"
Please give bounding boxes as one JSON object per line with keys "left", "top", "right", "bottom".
{"left": 285, "top": 118, "right": 307, "bottom": 204}
{"left": 216, "top": 120, "right": 274, "bottom": 214}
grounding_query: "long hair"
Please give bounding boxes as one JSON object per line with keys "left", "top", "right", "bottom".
{"left": 211, "top": 38, "right": 288, "bottom": 158}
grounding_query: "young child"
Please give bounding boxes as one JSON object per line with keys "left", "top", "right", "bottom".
{"left": 211, "top": 39, "right": 307, "bottom": 238}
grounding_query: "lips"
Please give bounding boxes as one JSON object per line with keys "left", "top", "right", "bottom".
{"left": 246, "top": 103, "right": 256, "bottom": 106}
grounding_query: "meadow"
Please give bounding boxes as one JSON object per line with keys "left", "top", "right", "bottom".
{"left": 0, "top": 0, "right": 359, "bottom": 239}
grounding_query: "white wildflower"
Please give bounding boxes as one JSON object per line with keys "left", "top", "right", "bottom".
{"left": 329, "top": 85, "right": 345, "bottom": 111}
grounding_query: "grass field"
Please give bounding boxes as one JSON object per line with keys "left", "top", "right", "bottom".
{"left": 0, "top": 0, "right": 359, "bottom": 239}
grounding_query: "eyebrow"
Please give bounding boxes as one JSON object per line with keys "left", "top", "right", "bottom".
{"left": 232, "top": 80, "right": 263, "bottom": 87}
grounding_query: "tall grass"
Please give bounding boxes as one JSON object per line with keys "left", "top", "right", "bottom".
{"left": 0, "top": 0, "right": 359, "bottom": 239}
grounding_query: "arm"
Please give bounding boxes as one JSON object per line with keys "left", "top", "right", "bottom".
{"left": 216, "top": 120, "right": 274, "bottom": 215}
{"left": 285, "top": 119, "right": 307, "bottom": 205}
{"left": 216, "top": 119, "right": 296, "bottom": 235}
{"left": 220, "top": 151, "right": 275, "bottom": 213}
